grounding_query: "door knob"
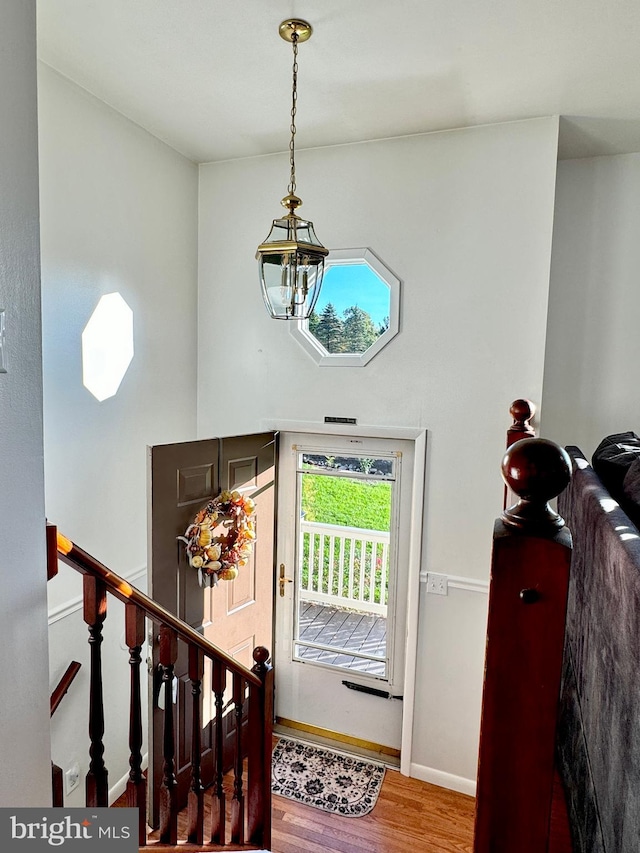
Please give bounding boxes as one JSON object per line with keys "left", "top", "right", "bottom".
{"left": 279, "top": 563, "right": 293, "bottom": 597}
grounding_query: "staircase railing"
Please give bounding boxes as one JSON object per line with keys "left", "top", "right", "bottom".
{"left": 53, "top": 528, "right": 273, "bottom": 850}
{"left": 299, "top": 520, "right": 390, "bottom": 615}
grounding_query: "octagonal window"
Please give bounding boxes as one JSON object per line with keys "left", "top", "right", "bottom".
{"left": 82, "top": 292, "right": 134, "bottom": 401}
{"left": 290, "top": 248, "right": 401, "bottom": 366}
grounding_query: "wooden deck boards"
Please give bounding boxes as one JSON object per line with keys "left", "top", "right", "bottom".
{"left": 296, "top": 602, "right": 387, "bottom": 676}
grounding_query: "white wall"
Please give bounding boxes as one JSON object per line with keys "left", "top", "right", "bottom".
{"left": 198, "top": 117, "right": 560, "bottom": 786}
{"left": 38, "top": 64, "right": 199, "bottom": 801}
{"left": 542, "top": 153, "right": 640, "bottom": 456}
{"left": 0, "top": 0, "right": 51, "bottom": 806}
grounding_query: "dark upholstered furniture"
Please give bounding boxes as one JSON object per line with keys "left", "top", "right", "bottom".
{"left": 557, "top": 446, "right": 640, "bottom": 853}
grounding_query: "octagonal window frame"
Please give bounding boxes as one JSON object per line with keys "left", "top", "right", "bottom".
{"left": 82, "top": 292, "right": 134, "bottom": 402}
{"left": 290, "top": 247, "right": 401, "bottom": 367}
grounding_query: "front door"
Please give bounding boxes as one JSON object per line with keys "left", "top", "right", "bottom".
{"left": 147, "top": 432, "right": 276, "bottom": 827}
{"left": 274, "top": 432, "right": 416, "bottom": 757}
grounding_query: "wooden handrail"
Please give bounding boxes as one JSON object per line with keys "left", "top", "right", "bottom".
{"left": 50, "top": 661, "right": 82, "bottom": 717}
{"left": 56, "top": 531, "right": 261, "bottom": 688}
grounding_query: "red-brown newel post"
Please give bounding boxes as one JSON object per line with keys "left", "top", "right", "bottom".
{"left": 474, "top": 438, "right": 573, "bottom": 853}
{"left": 46, "top": 522, "right": 59, "bottom": 580}
{"left": 248, "top": 646, "right": 274, "bottom": 850}
{"left": 504, "top": 399, "right": 536, "bottom": 509}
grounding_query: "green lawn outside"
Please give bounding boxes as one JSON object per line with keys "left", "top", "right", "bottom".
{"left": 300, "top": 473, "right": 391, "bottom": 603}
{"left": 300, "top": 473, "right": 391, "bottom": 530}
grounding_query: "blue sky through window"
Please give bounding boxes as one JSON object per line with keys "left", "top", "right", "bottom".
{"left": 314, "top": 264, "right": 390, "bottom": 327}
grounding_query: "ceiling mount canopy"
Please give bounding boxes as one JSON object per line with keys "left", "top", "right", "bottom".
{"left": 256, "top": 18, "right": 329, "bottom": 321}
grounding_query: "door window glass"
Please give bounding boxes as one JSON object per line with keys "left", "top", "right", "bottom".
{"left": 293, "top": 450, "right": 397, "bottom": 678}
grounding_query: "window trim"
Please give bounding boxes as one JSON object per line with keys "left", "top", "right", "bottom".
{"left": 289, "top": 247, "right": 401, "bottom": 367}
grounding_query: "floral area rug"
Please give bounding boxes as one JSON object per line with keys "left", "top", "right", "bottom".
{"left": 271, "top": 737, "right": 385, "bottom": 817}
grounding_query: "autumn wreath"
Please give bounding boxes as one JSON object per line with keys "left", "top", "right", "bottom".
{"left": 178, "top": 490, "right": 256, "bottom": 586}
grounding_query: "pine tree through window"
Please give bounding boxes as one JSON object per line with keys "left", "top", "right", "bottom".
{"left": 290, "top": 248, "right": 401, "bottom": 366}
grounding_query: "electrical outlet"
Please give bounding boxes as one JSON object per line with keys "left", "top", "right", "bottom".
{"left": 426, "top": 572, "right": 448, "bottom": 596}
{"left": 65, "top": 762, "right": 80, "bottom": 796}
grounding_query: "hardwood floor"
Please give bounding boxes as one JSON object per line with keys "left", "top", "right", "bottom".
{"left": 135, "top": 767, "right": 475, "bottom": 852}
{"left": 117, "top": 745, "right": 573, "bottom": 853}
{"left": 271, "top": 769, "right": 474, "bottom": 853}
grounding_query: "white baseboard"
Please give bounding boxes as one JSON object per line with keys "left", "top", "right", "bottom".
{"left": 108, "top": 752, "right": 148, "bottom": 805}
{"left": 410, "top": 762, "right": 476, "bottom": 797}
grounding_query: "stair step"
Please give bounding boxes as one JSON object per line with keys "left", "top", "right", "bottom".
{"left": 146, "top": 848, "right": 266, "bottom": 852}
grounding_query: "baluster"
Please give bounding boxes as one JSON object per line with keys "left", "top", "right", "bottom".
{"left": 84, "top": 575, "right": 109, "bottom": 806}
{"left": 368, "top": 539, "right": 375, "bottom": 604}
{"left": 338, "top": 535, "right": 346, "bottom": 602}
{"left": 187, "top": 646, "right": 205, "bottom": 845}
{"left": 381, "top": 542, "right": 389, "bottom": 606}
{"left": 328, "top": 535, "right": 336, "bottom": 596}
{"left": 210, "top": 660, "right": 226, "bottom": 845}
{"left": 307, "top": 533, "right": 314, "bottom": 592}
{"left": 474, "top": 438, "right": 572, "bottom": 853}
{"left": 125, "top": 603, "right": 146, "bottom": 846}
{"left": 319, "top": 534, "right": 325, "bottom": 594}
{"left": 247, "top": 647, "right": 273, "bottom": 850}
{"left": 51, "top": 763, "right": 64, "bottom": 807}
{"left": 347, "top": 538, "right": 356, "bottom": 599}
{"left": 158, "top": 626, "right": 178, "bottom": 845}
{"left": 358, "top": 539, "right": 366, "bottom": 602}
{"left": 231, "top": 672, "right": 245, "bottom": 845}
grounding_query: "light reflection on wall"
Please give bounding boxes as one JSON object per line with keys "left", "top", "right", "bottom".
{"left": 82, "top": 292, "right": 134, "bottom": 401}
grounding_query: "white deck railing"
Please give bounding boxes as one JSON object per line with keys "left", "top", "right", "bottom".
{"left": 299, "top": 520, "right": 390, "bottom": 616}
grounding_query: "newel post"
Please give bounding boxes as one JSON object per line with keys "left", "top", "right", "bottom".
{"left": 504, "top": 399, "right": 536, "bottom": 509}
{"left": 474, "top": 438, "right": 573, "bottom": 853}
{"left": 247, "top": 646, "right": 273, "bottom": 850}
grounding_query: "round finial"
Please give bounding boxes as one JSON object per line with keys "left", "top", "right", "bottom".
{"left": 510, "top": 398, "right": 535, "bottom": 425}
{"left": 281, "top": 193, "right": 303, "bottom": 214}
{"left": 501, "top": 438, "right": 572, "bottom": 531}
{"left": 252, "top": 646, "right": 270, "bottom": 666}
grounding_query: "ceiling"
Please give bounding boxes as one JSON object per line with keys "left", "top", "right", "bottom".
{"left": 36, "top": 0, "right": 640, "bottom": 163}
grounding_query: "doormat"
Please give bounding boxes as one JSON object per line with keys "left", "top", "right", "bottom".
{"left": 271, "top": 738, "right": 385, "bottom": 817}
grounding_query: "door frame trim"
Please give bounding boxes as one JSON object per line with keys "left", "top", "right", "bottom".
{"left": 262, "top": 419, "right": 426, "bottom": 777}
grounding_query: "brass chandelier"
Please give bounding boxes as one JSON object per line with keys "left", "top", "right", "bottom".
{"left": 256, "top": 19, "right": 328, "bottom": 320}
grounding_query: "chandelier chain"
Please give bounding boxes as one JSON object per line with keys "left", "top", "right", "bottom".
{"left": 288, "top": 33, "right": 299, "bottom": 197}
